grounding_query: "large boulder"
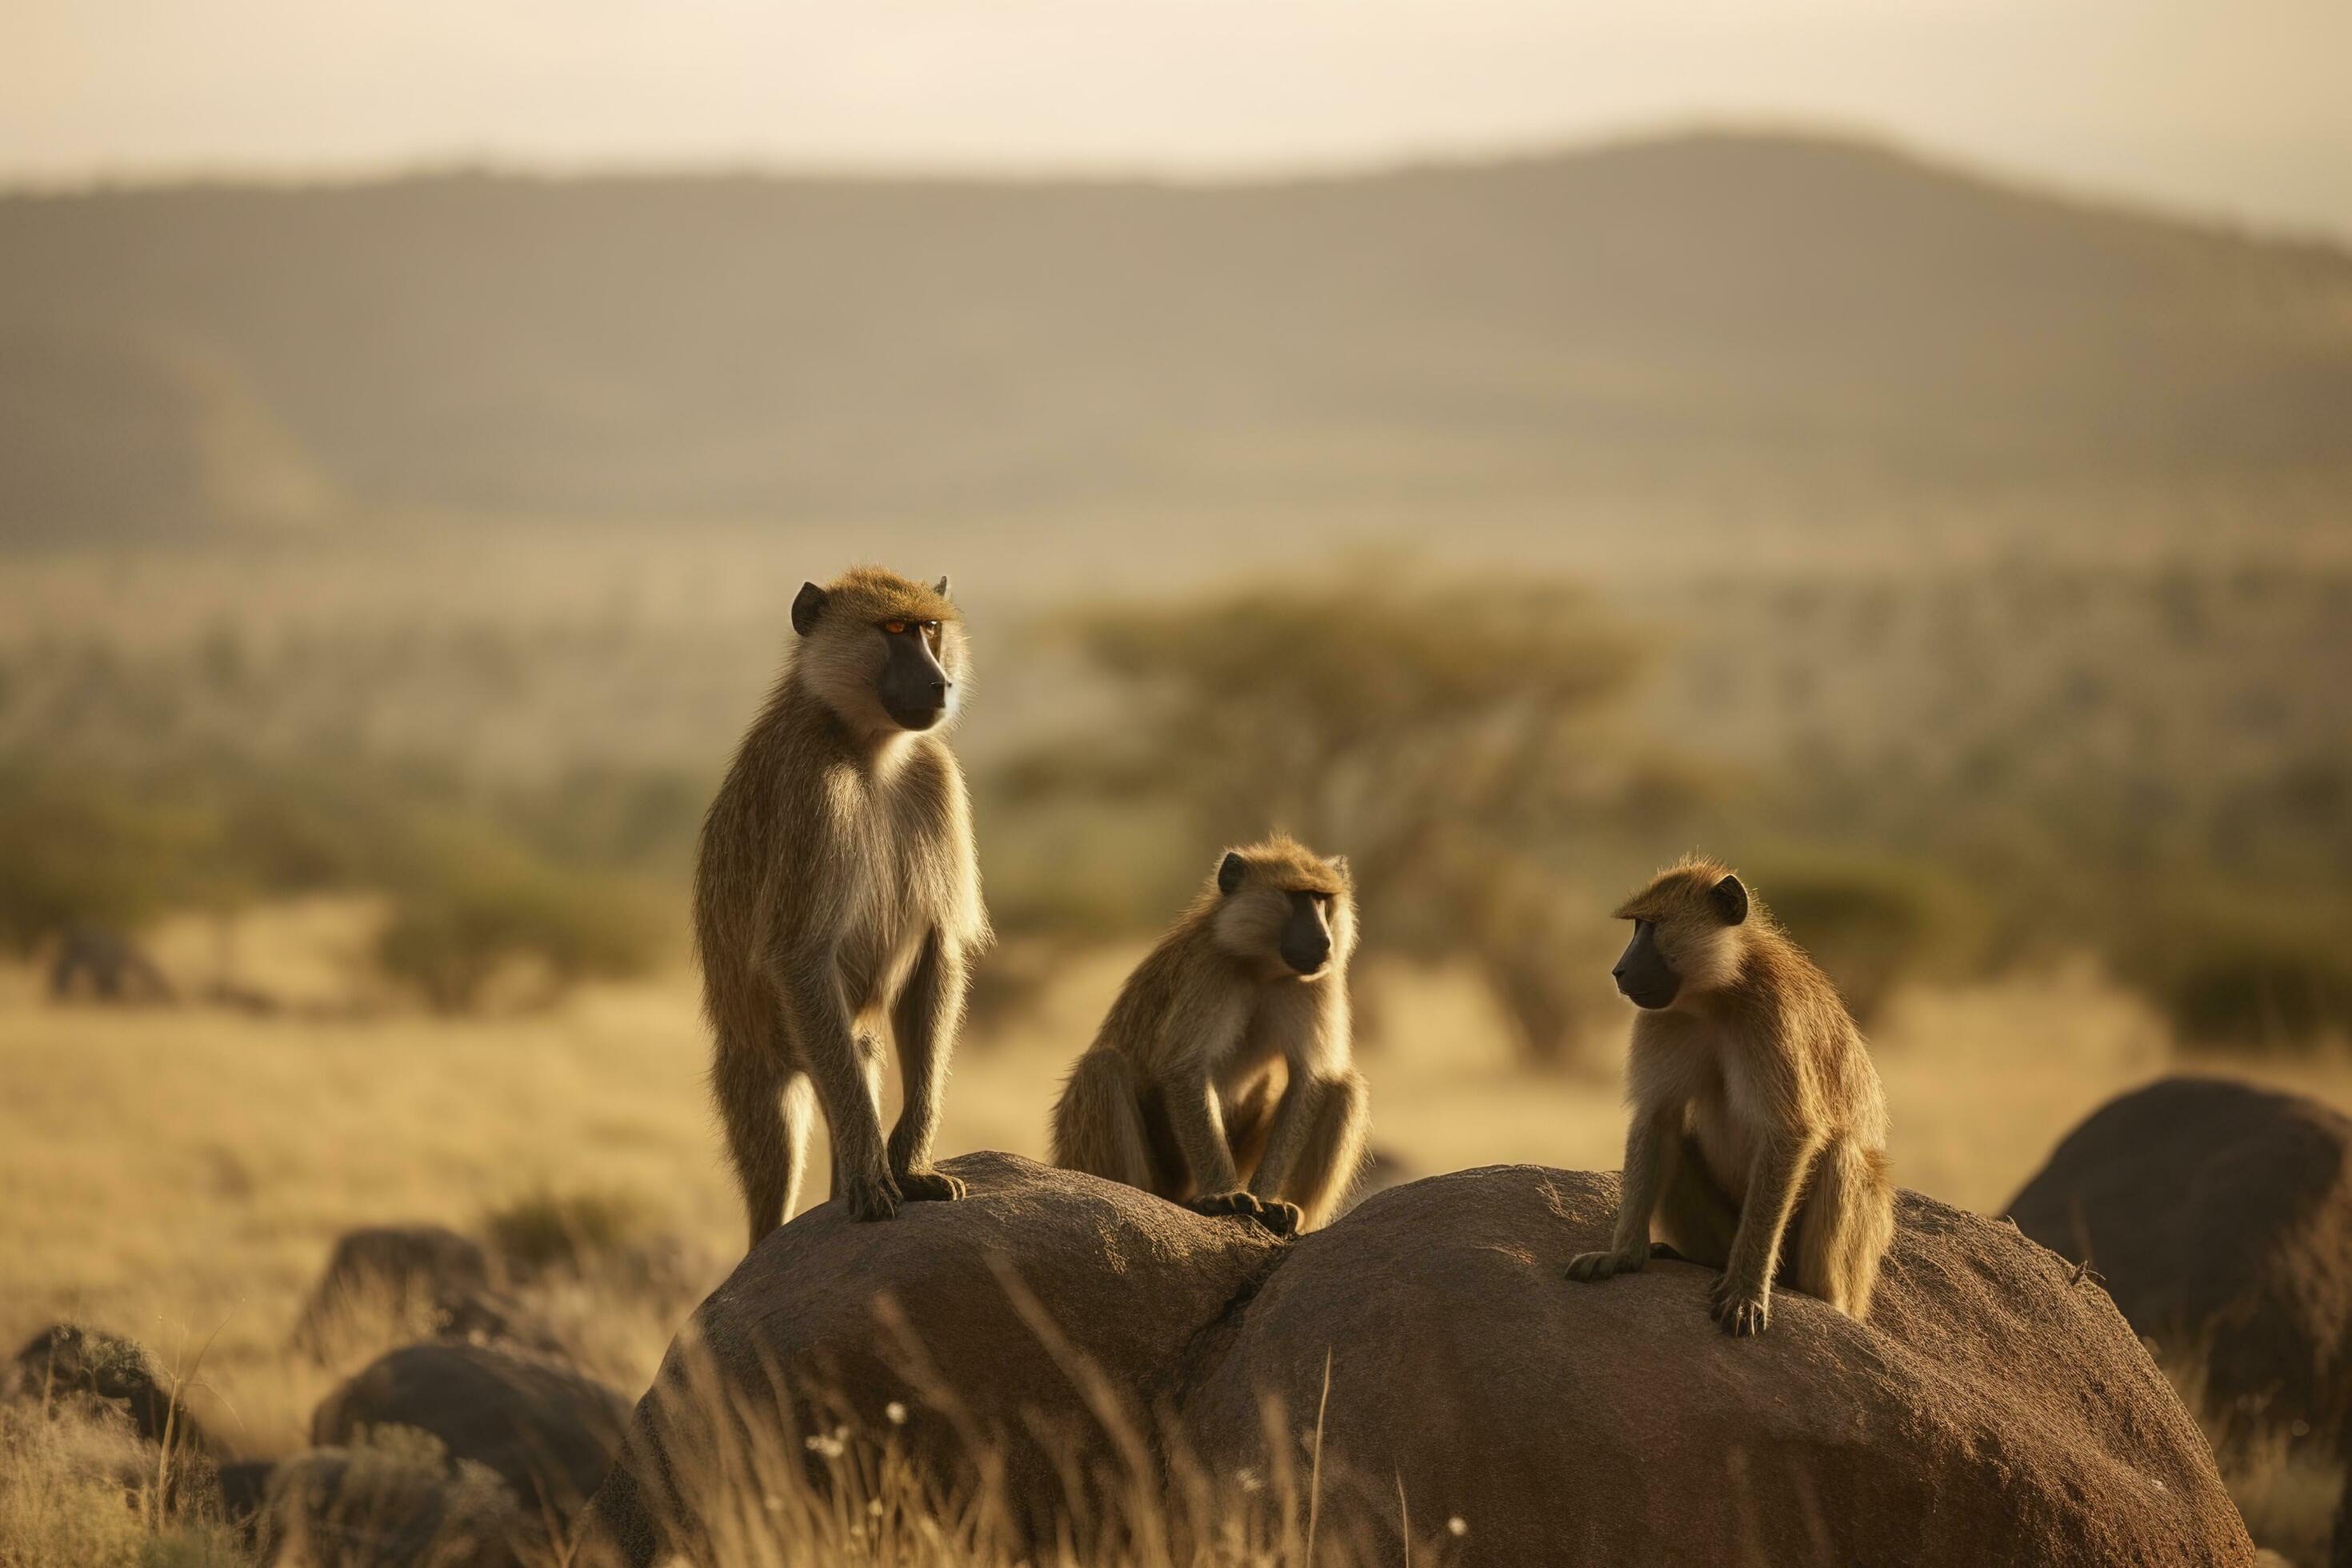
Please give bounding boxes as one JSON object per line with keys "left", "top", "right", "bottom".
{"left": 5, "top": 1323, "right": 209, "bottom": 1454}
{"left": 2009, "top": 1075, "right": 2352, "bottom": 1564}
{"left": 582, "top": 1152, "right": 2250, "bottom": 1566}
{"left": 584, "top": 1150, "right": 1285, "bottom": 1564}
{"left": 1198, "top": 1166, "right": 2249, "bottom": 1565}
{"left": 312, "top": 1342, "right": 630, "bottom": 1520}
{"left": 2008, "top": 1076, "right": 2352, "bottom": 1450}
{"left": 292, "top": 1225, "right": 562, "bottom": 1364}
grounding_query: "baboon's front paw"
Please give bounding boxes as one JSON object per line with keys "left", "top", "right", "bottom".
{"left": 1710, "top": 1276, "right": 1770, "bottom": 1337}
{"left": 1255, "top": 1199, "right": 1303, "bottom": 1238}
{"left": 896, "top": 1168, "right": 967, "bottom": 1203}
{"left": 1186, "top": 1191, "right": 1297, "bottom": 1236}
{"left": 1186, "top": 1190, "right": 1250, "bottom": 1218}
{"left": 842, "top": 1170, "right": 905, "bottom": 1222}
{"left": 1566, "top": 1248, "right": 1643, "bottom": 1283}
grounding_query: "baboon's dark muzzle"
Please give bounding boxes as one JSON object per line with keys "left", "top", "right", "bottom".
{"left": 1281, "top": 894, "right": 1333, "bottom": 974}
{"left": 1614, "top": 922, "right": 1680, "bottom": 1010}
{"left": 879, "top": 634, "right": 952, "bottom": 730}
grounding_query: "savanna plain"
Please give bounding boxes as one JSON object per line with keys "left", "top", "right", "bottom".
{"left": 6, "top": 524, "right": 2350, "bottom": 1565}
{"left": 6, "top": 135, "right": 2352, "bottom": 1564}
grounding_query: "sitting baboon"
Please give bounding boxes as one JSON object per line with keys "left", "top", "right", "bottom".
{"left": 1567, "top": 857, "right": 1894, "bottom": 1335}
{"left": 698, "top": 568, "right": 989, "bottom": 1250}
{"left": 1051, "top": 835, "right": 1369, "bottom": 1235}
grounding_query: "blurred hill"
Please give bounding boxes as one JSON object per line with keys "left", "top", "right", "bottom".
{"left": 3, "top": 129, "right": 2349, "bottom": 545}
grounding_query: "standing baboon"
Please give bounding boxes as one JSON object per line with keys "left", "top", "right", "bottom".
{"left": 698, "top": 568, "right": 989, "bottom": 1250}
{"left": 1566, "top": 857, "right": 1894, "bottom": 1334}
{"left": 1051, "top": 835, "right": 1369, "bottom": 1236}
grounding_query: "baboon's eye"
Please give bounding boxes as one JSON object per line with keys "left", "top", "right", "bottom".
{"left": 882, "top": 620, "right": 909, "bottom": 635}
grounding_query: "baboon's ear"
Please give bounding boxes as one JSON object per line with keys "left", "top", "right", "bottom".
{"left": 790, "top": 582, "right": 829, "bottom": 636}
{"left": 1710, "top": 874, "right": 1749, "bottom": 927}
{"left": 1217, "top": 853, "right": 1247, "bottom": 895}
{"left": 1327, "top": 854, "right": 1350, "bottom": 883}
{"left": 933, "top": 575, "right": 951, "bottom": 598}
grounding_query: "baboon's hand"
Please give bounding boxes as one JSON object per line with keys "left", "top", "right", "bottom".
{"left": 895, "top": 1167, "right": 968, "bottom": 1203}
{"left": 1253, "top": 1199, "right": 1303, "bottom": 1237}
{"left": 1709, "top": 1274, "right": 1770, "bottom": 1337}
{"left": 842, "top": 1168, "right": 905, "bottom": 1222}
{"left": 1187, "top": 1191, "right": 1302, "bottom": 1237}
{"left": 1566, "top": 1246, "right": 1646, "bottom": 1283}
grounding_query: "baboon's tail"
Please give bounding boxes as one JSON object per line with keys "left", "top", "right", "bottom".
{"left": 1799, "top": 1138, "right": 1896, "bottom": 1320}
{"left": 1050, "top": 1050, "right": 1159, "bottom": 1195}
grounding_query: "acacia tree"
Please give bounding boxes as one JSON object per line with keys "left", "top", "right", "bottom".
{"left": 1004, "top": 569, "right": 1648, "bottom": 1066}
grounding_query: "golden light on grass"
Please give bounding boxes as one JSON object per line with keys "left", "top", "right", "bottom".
{"left": 2, "top": 928, "right": 2348, "bottom": 1560}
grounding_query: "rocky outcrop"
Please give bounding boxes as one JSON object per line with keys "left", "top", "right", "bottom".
{"left": 2009, "top": 1076, "right": 2352, "bottom": 1448}
{"left": 582, "top": 1151, "right": 2252, "bottom": 1566}
{"left": 290, "top": 1225, "right": 562, "bottom": 1364}
{"left": 2010, "top": 1075, "right": 2352, "bottom": 1565}
{"left": 311, "top": 1342, "right": 630, "bottom": 1519}
{"left": 5, "top": 1322, "right": 209, "bottom": 1454}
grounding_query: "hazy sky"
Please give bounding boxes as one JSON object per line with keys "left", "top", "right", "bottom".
{"left": 6, "top": 0, "right": 2350, "bottom": 238}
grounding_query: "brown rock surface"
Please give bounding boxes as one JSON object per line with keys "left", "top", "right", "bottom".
{"left": 2007, "top": 1075, "right": 2352, "bottom": 1449}
{"left": 312, "top": 1342, "right": 629, "bottom": 1518}
{"left": 5, "top": 1322, "right": 209, "bottom": 1454}
{"left": 1194, "top": 1164, "right": 2251, "bottom": 1566}
{"left": 2009, "top": 1075, "right": 2352, "bottom": 1564}
{"left": 585, "top": 1150, "right": 1284, "bottom": 1564}
{"left": 583, "top": 1152, "right": 2252, "bottom": 1566}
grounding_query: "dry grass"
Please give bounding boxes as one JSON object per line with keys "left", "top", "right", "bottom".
{"left": 576, "top": 1314, "right": 1398, "bottom": 1568}
{"left": 3, "top": 913, "right": 2348, "bottom": 1562}
{"left": 0, "top": 940, "right": 731, "bottom": 1458}
{"left": 0, "top": 1401, "right": 241, "bottom": 1567}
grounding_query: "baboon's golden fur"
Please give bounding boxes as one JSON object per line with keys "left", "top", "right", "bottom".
{"left": 1050, "top": 834, "right": 1369, "bottom": 1233}
{"left": 697, "top": 566, "right": 989, "bottom": 1250}
{"left": 1570, "top": 856, "right": 1894, "bottom": 1330}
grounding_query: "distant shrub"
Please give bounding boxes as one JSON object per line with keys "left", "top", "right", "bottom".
{"left": 2129, "top": 917, "right": 2352, "bottom": 1053}
{"left": 506, "top": 764, "right": 708, "bottom": 875}
{"left": 0, "top": 771, "right": 207, "bottom": 954}
{"left": 0, "top": 748, "right": 680, "bottom": 1007}
{"left": 1448, "top": 851, "right": 1619, "bottom": 1072}
{"left": 1006, "top": 568, "right": 1646, "bottom": 1068}
{"left": 480, "top": 1185, "right": 701, "bottom": 1308}
{"left": 1749, "top": 855, "right": 1975, "bottom": 1026}
{"left": 1474, "top": 938, "right": 1598, "bottom": 1071}
{"left": 481, "top": 1186, "right": 654, "bottom": 1279}
{"left": 958, "top": 938, "right": 1070, "bottom": 1042}
{"left": 375, "top": 830, "right": 660, "bottom": 1013}
{"left": 975, "top": 793, "right": 1198, "bottom": 940}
